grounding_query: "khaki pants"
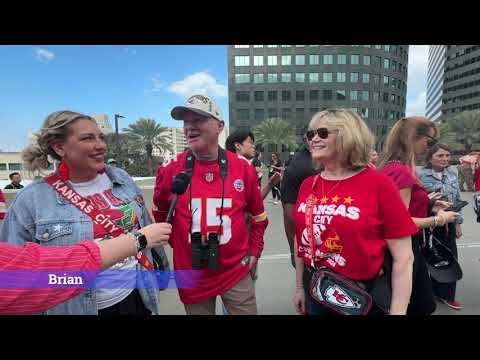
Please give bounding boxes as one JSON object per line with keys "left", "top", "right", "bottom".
{"left": 184, "top": 273, "right": 257, "bottom": 315}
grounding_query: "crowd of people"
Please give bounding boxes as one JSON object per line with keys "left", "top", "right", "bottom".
{"left": 0, "top": 94, "right": 473, "bottom": 315}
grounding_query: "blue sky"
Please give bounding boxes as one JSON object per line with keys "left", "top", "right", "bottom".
{"left": 0, "top": 45, "right": 427, "bottom": 152}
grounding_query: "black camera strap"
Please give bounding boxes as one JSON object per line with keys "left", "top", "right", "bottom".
{"left": 186, "top": 147, "right": 228, "bottom": 243}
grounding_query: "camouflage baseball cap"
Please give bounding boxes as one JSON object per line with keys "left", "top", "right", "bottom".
{"left": 171, "top": 94, "right": 223, "bottom": 121}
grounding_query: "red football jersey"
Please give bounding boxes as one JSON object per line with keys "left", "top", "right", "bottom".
{"left": 294, "top": 167, "right": 417, "bottom": 280}
{"left": 153, "top": 150, "right": 268, "bottom": 304}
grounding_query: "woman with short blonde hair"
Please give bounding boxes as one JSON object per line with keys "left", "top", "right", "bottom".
{"left": 292, "top": 109, "right": 417, "bottom": 315}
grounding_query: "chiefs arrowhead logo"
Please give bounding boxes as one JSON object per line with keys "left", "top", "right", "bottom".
{"left": 324, "top": 285, "right": 360, "bottom": 309}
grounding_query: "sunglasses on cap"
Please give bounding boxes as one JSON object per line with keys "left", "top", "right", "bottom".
{"left": 305, "top": 128, "right": 335, "bottom": 141}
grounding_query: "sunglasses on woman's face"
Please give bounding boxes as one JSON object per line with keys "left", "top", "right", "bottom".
{"left": 305, "top": 127, "right": 333, "bottom": 141}
{"left": 424, "top": 134, "right": 438, "bottom": 147}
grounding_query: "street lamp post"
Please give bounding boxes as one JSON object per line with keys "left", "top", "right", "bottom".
{"left": 114, "top": 114, "right": 125, "bottom": 163}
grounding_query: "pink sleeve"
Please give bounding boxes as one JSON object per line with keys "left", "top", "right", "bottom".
{"left": 383, "top": 163, "right": 416, "bottom": 190}
{"left": 0, "top": 241, "right": 102, "bottom": 314}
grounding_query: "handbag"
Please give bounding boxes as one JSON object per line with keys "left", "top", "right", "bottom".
{"left": 309, "top": 267, "right": 373, "bottom": 315}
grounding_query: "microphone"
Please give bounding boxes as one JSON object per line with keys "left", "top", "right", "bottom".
{"left": 166, "top": 172, "right": 190, "bottom": 223}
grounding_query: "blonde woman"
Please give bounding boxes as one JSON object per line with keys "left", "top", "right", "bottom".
{"left": 0, "top": 111, "right": 170, "bottom": 315}
{"left": 292, "top": 109, "right": 417, "bottom": 315}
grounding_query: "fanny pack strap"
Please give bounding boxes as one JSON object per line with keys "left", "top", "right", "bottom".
{"left": 45, "top": 173, "right": 154, "bottom": 271}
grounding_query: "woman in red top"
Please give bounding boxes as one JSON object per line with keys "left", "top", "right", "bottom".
{"left": 292, "top": 109, "right": 417, "bottom": 316}
{"left": 380, "top": 116, "right": 459, "bottom": 315}
{"left": 0, "top": 222, "right": 171, "bottom": 314}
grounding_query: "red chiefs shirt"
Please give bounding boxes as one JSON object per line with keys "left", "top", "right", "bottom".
{"left": 293, "top": 167, "right": 417, "bottom": 280}
{"left": 382, "top": 162, "right": 428, "bottom": 236}
{"left": 153, "top": 150, "right": 268, "bottom": 304}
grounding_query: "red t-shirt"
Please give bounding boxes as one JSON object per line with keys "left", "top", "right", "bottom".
{"left": 0, "top": 190, "right": 5, "bottom": 220}
{"left": 474, "top": 169, "right": 480, "bottom": 192}
{"left": 382, "top": 162, "right": 428, "bottom": 235}
{"left": 153, "top": 150, "right": 268, "bottom": 304}
{"left": 293, "top": 167, "right": 417, "bottom": 280}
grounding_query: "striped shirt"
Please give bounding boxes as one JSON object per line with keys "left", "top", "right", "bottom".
{"left": 0, "top": 241, "right": 101, "bottom": 314}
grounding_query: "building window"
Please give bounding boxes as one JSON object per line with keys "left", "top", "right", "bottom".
{"left": 295, "top": 55, "right": 305, "bottom": 65}
{"left": 267, "top": 45, "right": 278, "bottom": 48}
{"left": 281, "top": 55, "right": 291, "bottom": 65}
{"left": 310, "top": 90, "right": 319, "bottom": 100}
{"left": 384, "top": 45, "right": 390, "bottom": 52}
{"left": 390, "top": 94, "right": 396, "bottom": 104}
{"left": 268, "top": 90, "right": 278, "bottom": 101}
{"left": 0, "top": 163, "right": 6, "bottom": 171}
{"left": 362, "top": 91, "right": 369, "bottom": 101}
{"left": 295, "top": 108, "right": 305, "bottom": 121}
{"left": 323, "top": 90, "right": 332, "bottom": 100}
{"left": 323, "top": 54, "right": 333, "bottom": 64}
{"left": 351, "top": 54, "right": 359, "bottom": 64}
{"left": 296, "top": 90, "right": 305, "bottom": 101}
{"left": 383, "top": 58, "right": 390, "bottom": 69}
{"left": 361, "top": 108, "right": 369, "bottom": 119}
{"left": 391, "top": 60, "right": 397, "bottom": 71}
{"left": 281, "top": 45, "right": 291, "bottom": 47}
{"left": 373, "top": 74, "right": 380, "bottom": 86}
{"left": 391, "top": 78, "right": 397, "bottom": 89}
{"left": 295, "top": 73, "right": 305, "bottom": 83}
{"left": 351, "top": 107, "right": 358, "bottom": 113}
{"left": 363, "top": 55, "right": 371, "bottom": 65}
{"left": 254, "top": 91, "right": 264, "bottom": 102}
{"left": 268, "top": 56, "right": 278, "bottom": 66}
{"left": 310, "top": 55, "right": 320, "bottom": 65}
{"left": 337, "top": 54, "right": 347, "bottom": 64}
{"left": 362, "top": 73, "right": 370, "bottom": 83}
{"left": 375, "top": 45, "right": 382, "bottom": 50}
{"left": 268, "top": 108, "right": 278, "bottom": 118}
{"left": 383, "top": 75, "right": 389, "bottom": 86}
{"left": 383, "top": 92, "right": 389, "bottom": 102}
{"left": 254, "top": 109, "right": 265, "bottom": 121}
{"left": 235, "top": 74, "right": 250, "bottom": 84}
{"left": 373, "top": 92, "right": 380, "bottom": 102}
{"left": 336, "top": 72, "right": 346, "bottom": 82}
{"left": 235, "top": 56, "right": 250, "bottom": 66}
{"left": 281, "top": 108, "right": 292, "bottom": 121}
{"left": 337, "top": 90, "right": 346, "bottom": 100}
{"left": 323, "top": 72, "right": 333, "bottom": 82}
{"left": 234, "top": 45, "right": 249, "bottom": 48}
{"left": 267, "top": 73, "right": 278, "bottom": 83}
{"left": 282, "top": 90, "right": 291, "bottom": 101}
{"left": 281, "top": 73, "right": 291, "bottom": 83}
{"left": 309, "top": 73, "right": 319, "bottom": 82}
{"left": 253, "top": 73, "right": 264, "bottom": 83}
{"left": 374, "top": 56, "right": 381, "bottom": 67}
{"left": 236, "top": 91, "right": 250, "bottom": 102}
{"left": 253, "top": 45, "right": 263, "bottom": 48}
{"left": 350, "top": 72, "right": 359, "bottom": 83}
{"left": 350, "top": 90, "right": 358, "bottom": 101}
{"left": 253, "top": 56, "right": 264, "bottom": 66}
{"left": 236, "top": 109, "right": 249, "bottom": 121}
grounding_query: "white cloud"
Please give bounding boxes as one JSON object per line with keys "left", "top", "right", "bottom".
{"left": 145, "top": 73, "right": 166, "bottom": 94}
{"left": 33, "top": 48, "right": 55, "bottom": 63}
{"left": 167, "top": 71, "right": 227, "bottom": 98}
{"left": 124, "top": 47, "right": 137, "bottom": 55}
{"left": 406, "top": 45, "right": 428, "bottom": 116}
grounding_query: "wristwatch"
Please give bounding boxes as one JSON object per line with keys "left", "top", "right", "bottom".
{"left": 133, "top": 231, "right": 148, "bottom": 253}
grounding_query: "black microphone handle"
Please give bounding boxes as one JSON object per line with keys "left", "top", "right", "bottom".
{"left": 165, "top": 194, "right": 178, "bottom": 224}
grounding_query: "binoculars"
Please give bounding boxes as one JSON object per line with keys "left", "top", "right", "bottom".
{"left": 191, "top": 232, "right": 219, "bottom": 270}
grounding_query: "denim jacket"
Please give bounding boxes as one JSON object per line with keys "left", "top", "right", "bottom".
{"left": 0, "top": 165, "right": 169, "bottom": 315}
{"left": 417, "top": 166, "right": 463, "bottom": 224}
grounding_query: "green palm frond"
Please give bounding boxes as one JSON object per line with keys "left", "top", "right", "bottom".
{"left": 253, "top": 118, "right": 297, "bottom": 152}
{"left": 438, "top": 111, "right": 480, "bottom": 153}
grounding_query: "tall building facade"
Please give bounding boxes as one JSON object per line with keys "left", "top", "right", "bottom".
{"left": 426, "top": 45, "right": 446, "bottom": 121}
{"left": 427, "top": 45, "right": 480, "bottom": 121}
{"left": 442, "top": 45, "right": 480, "bottom": 117}
{"left": 228, "top": 45, "right": 409, "bottom": 153}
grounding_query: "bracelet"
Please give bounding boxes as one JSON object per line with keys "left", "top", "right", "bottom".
{"left": 432, "top": 216, "right": 438, "bottom": 228}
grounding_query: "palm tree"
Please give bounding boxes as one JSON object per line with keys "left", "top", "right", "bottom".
{"left": 439, "top": 111, "right": 480, "bottom": 154}
{"left": 123, "top": 118, "right": 172, "bottom": 175}
{"left": 253, "top": 118, "right": 297, "bottom": 153}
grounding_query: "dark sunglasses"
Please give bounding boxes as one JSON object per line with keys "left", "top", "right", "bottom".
{"left": 424, "top": 134, "right": 438, "bottom": 147}
{"left": 305, "top": 128, "right": 334, "bottom": 141}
